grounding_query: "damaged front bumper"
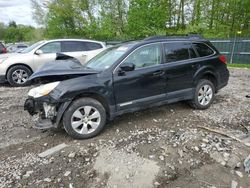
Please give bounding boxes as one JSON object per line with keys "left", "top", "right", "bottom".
{"left": 24, "top": 97, "right": 71, "bottom": 129}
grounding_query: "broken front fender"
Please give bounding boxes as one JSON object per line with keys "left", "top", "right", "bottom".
{"left": 24, "top": 97, "right": 72, "bottom": 129}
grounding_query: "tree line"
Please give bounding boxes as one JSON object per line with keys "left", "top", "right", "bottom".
{"left": 0, "top": 21, "right": 44, "bottom": 43}
{"left": 1, "top": 0, "right": 250, "bottom": 43}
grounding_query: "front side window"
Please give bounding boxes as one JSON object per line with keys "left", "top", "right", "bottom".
{"left": 123, "top": 43, "right": 161, "bottom": 69}
{"left": 39, "top": 42, "right": 61, "bottom": 54}
{"left": 193, "top": 43, "right": 214, "bottom": 57}
{"left": 164, "top": 42, "right": 192, "bottom": 63}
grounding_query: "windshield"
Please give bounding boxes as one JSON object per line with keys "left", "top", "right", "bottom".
{"left": 85, "top": 45, "right": 132, "bottom": 71}
{"left": 20, "top": 41, "right": 45, "bottom": 53}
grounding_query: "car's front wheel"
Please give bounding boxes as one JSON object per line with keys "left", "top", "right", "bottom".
{"left": 63, "top": 98, "right": 106, "bottom": 139}
{"left": 189, "top": 79, "right": 215, "bottom": 109}
{"left": 7, "top": 65, "right": 32, "bottom": 87}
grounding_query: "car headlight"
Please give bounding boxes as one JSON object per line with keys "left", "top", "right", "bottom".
{"left": 28, "top": 81, "right": 60, "bottom": 98}
{"left": 0, "top": 57, "right": 8, "bottom": 64}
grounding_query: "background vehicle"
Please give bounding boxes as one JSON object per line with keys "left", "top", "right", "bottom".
{"left": 0, "top": 42, "right": 7, "bottom": 54}
{"left": 24, "top": 36, "right": 229, "bottom": 139}
{"left": 0, "top": 39, "right": 106, "bottom": 86}
{"left": 7, "top": 43, "right": 29, "bottom": 53}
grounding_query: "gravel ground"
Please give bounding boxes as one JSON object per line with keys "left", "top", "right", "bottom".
{"left": 0, "top": 68, "right": 249, "bottom": 188}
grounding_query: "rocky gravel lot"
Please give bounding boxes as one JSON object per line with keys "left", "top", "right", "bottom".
{"left": 0, "top": 68, "right": 249, "bottom": 188}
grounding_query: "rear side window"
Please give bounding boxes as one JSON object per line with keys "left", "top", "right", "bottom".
{"left": 192, "top": 43, "right": 214, "bottom": 57}
{"left": 85, "top": 42, "right": 103, "bottom": 50}
{"left": 61, "top": 41, "right": 103, "bottom": 52}
{"left": 164, "top": 42, "right": 194, "bottom": 63}
{"left": 61, "top": 41, "right": 87, "bottom": 52}
{"left": 17, "top": 45, "right": 27, "bottom": 48}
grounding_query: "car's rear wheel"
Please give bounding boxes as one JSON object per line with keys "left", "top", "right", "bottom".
{"left": 7, "top": 65, "right": 32, "bottom": 87}
{"left": 63, "top": 98, "right": 106, "bottom": 139}
{"left": 189, "top": 79, "right": 215, "bottom": 109}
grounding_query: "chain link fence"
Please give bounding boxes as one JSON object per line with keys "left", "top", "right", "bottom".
{"left": 210, "top": 38, "right": 250, "bottom": 64}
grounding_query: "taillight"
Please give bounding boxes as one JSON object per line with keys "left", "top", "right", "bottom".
{"left": 219, "top": 55, "right": 227, "bottom": 64}
{"left": 2, "top": 48, "right": 7, "bottom": 53}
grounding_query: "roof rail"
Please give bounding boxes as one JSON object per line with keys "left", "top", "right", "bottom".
{"left": 144, "top": 34, "right": 203, "bottom": 41}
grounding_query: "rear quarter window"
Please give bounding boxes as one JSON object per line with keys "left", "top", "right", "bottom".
{"left": 192, "top": 43, "right": 214, "bottom": 57}
{"left": 85, "top": 42, "right": 103, "bottom": 51}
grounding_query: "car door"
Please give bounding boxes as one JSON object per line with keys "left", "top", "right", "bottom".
{"left": 113, "top": 43, "right": 168, "bottom": 111}
{"left": 33, "top": 42, "right": 61, "bottom": 70}
{"left": 161, "top": 42, "right": 199, "bottom": 99}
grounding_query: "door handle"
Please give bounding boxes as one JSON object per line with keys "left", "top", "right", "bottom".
{"left": 153, "top": 70, "right": 164, "bottom": 76}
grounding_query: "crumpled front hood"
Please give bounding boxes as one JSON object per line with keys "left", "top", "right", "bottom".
{"left": 29, "top": 55, "right": 99, "bottom": 81}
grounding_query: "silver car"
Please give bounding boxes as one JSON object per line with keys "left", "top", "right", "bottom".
{"left": 0, "top": 39, "right": 106, "bottom": 86}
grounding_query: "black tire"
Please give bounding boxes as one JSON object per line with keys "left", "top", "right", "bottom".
{"left": 189, "top": 79, "right": 215, "bottom": 110}
{"left": 63, "top": 97, "right": 106, "bottom": 139}
{"left": 7, "top": 65, "right": 32, "bottom": 87}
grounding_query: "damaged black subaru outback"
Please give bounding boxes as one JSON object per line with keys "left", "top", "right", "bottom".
{"left": 24, "top": 36, "right": 229, "bottom": 139}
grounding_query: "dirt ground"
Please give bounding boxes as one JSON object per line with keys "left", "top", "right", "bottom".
{"left": 0, "top": 68, "right": 249, "bottom": 188}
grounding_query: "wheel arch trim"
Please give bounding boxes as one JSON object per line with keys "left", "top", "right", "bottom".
{"left": 55, "top": 92, "right": 111, "bottom": 128}
{"left": 193, "top": 67, "right": 219, "bottom": 88}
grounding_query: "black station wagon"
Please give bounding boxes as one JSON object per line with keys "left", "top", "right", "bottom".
{"left": 24, "top": 36, "right": 229, "bottom": 139}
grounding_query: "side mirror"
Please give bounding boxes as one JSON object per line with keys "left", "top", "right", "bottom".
{"left": 35, "top": 49, "right": 43, "bottom": 55}
{"left": 120, "top": 62, "right": 135, "bottom": 72}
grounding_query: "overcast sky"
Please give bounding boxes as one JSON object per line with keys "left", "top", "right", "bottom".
{"left": 0, "top": 0, "right": 37, "bottom": 27}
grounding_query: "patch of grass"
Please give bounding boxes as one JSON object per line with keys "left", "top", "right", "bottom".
{"left": 227, "top": 64, "right": 250, "bottom": 68}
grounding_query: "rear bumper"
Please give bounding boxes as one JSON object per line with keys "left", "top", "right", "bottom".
{"left": 217, "top": 68, "right": 230, "bottom": 91}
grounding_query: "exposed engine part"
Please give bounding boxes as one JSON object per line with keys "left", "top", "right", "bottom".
{"left": 43, "top": 103, "right": 57, "bottom": 118}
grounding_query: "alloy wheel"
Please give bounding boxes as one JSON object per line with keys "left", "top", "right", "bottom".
{"left": 198, "top": 84, "right": 213, "bottom": 106}
{"left": 71, "top": 106, "right": 101, "bottom": 135}
{"left": 12, "top": 69, "right": 29, "bottom": 84}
